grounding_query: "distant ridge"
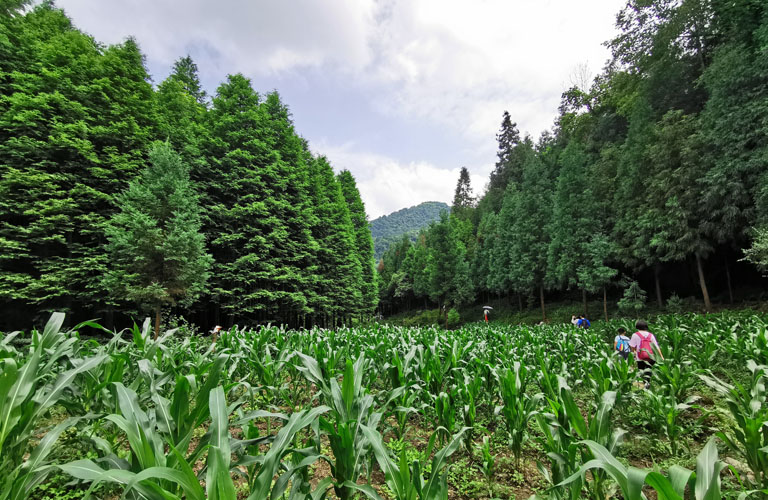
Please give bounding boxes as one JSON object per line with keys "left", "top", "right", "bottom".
{"left": 370, "top": 201, "right": 450, "bottom": 260}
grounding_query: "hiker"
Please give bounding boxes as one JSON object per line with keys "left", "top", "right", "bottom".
{"left": 211, "top": 325, "right": 222, "bottom": 341}
{"left": 614, "top": 327, "right": 631, "bottom": 360}
{"left": 483, "top": 309, "right": 489, "bottom": 323}
{"left": 571, "top": 314, "right": 580, "bottom": 326}
{"left": 629, "top": 320, "right": 664, "bottom": 385}
{"left": 577, "top": 315, "right": 591, "bottom": 328}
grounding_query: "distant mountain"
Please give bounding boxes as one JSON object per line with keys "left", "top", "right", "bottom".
{"left": 370, "top": 201, "right": 450, "bottom": 260}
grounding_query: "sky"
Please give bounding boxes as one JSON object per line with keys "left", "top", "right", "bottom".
{"left": 55, "top": 0, "right": 624, "bottom": 219}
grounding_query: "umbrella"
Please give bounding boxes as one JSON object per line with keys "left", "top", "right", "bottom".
{"left": 482, "top": 306, "right": 493, "bottom": 310}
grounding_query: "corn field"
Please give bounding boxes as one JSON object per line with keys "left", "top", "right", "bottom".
{"left": 2, "top": 312, "right": 767, "bottom": 499}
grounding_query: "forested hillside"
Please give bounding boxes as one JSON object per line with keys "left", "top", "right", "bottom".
{"left": 0, "top": 2, "right": 376, "bottom": 330}
{"left": 377, "top": 0, "right": 768, "bottom": 319}
{"left": 370, "top": 201, "right": 449, "bottom": 259}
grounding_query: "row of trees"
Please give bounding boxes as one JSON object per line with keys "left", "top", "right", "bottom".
{"left": 0, "top": 2, "right": 376, "bottom": 329}
{"left": 377, "top": 0, "right": 768, "bottom": 319}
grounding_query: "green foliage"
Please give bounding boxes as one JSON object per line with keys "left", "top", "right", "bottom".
{"left": 446, "top": 308, "right": 460, "bottom": 328}
{"left": 666, "top": 293, "right": 684, "bottom": 313}
{"left": 618, "top": 280, "right": 647, "bottom": 313}
{"left": 371, "top": 202, "right": 449, "bottom": 260}
{"left": 2, "top": 310, "right": 767, "bottom": 499}
{"left": 104, "top": 142, "right": 212, "bottom": 332}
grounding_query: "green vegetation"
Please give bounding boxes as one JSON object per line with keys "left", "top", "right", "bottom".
{"left": 377, "top": 0, "right": 768, "bottom": 320}
{"left": 371, "top": 202, "right": 450, "bottom": 260}
{"left": 0, "top": 3, "right": 375, "bottom": 330}
{"left": 3, "top": 311, "right": 766, "bottom": 499}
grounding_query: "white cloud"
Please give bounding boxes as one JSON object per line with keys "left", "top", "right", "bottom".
{"left": 56, "top": 0, "right": 377, "bottom": 76}
{"left": 363, "top": 0, "right": 622, "bottom": 140}
{"left": 318, "top": 142, "right": 488, "bottom": 219}
{"left": 55, "top": 0, "right": 625, "bottom": 215}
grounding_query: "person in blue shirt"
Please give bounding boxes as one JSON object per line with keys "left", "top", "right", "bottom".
{"left": 576, "top": 315, "right": 591, "bottom": 328}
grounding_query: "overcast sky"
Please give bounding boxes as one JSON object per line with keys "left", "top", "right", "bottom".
{"left": 56, "top": 0, "right": 623, "bottom": 219}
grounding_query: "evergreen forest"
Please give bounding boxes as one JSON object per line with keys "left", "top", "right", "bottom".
{"left": 377, "top": 0, "right": 768, "bottom": 319}
{"left": 0, "top": 1, "right": 377, "bottom": 331}
{"left": 370, "top": 201, "right": 449, "bottom": 260}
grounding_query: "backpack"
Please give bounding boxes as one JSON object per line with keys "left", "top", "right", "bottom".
{"left": 636, "top": 332, "right": 653, "bottom": 360}
{"left": 616, "top": 336, "right": 630, "bottom": 353}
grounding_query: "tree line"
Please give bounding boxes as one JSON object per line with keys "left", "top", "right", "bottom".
{"left": 0, "top": 1, "right": 377, "bottom": 330}
{"left": 370, "top": 201, "right": 449, "bottom": 260}
{"left": 377, "top": 0, "right": 768, "bottom": 320}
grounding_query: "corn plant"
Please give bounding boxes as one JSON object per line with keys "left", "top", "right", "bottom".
{"left": 497, "top": 361, "right": 543, "bottom": 469}
{"left": 560, "top": 436, "right": 726, "bottom": 500}
{"left": 700, "top": 360, "right": 768, "bottom": 492}
{"left": 296, "top": 353, "right": 381, "bottom": 500}
{"left": 0, "top": 313, "right": 106, "bottom": 500}
{"left": 640, "top": 390, "right": 699, "bottom": 456}
{"left": 344, "top": 425, "right": 468, "bottom": 500}
{"left": 476, "top": 435, "right": 496, "bottom": 498}
{"left": 434, "top": 387, "right": 459, "bottom": 445}
{"left": 59, "top": 382, "right": 210, "bottom": 499}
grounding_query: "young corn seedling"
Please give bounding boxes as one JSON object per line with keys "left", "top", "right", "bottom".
{"left": 700, "top": 360, "right": 768, "bottom": 493}
{"left": 560, "top": 436, "right": 726, "bottom": 500}
{"left": 497, "top": 361, "right": 543, "bottom": 469}
{"left": 344, "top": 425, "right": 469, "bottom": 500}
{"left": 0, "top": 313, "right": 107, "bottom": 500}
{"left": 476, "top": 435, "right": 496, "bottom": 499}
{"left": 296, "top": 352, "right": 381, "bottom": 500}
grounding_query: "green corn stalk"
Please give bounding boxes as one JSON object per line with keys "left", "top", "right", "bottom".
{"left": 653, "top": 360, "right": 697, "bottom": 402}
{"left": 434, "top": 387, "right": 458, "bottom": 446}
{"left": 476, "top": 435, "right": 496, "bottom": 499}
{"left": 0, "top": 313, "right": 107, "bottom": 500}
{"left": 641, "top": 390, "right": 699, "bottom": 456}
{"left": 58, "top": 382, "right": 208, "bottom": 500}
{"left": 560, "top": 436, "right": 726, "bottom": 500}
{"left": 296, "top": 353, "right": 380, "bottom": 500}
{"left": 497, "top": 361, "right": 543, "bottom": 469}
{"left": 700, "top": 361, "right": 768, "bottom": 492}
{"left": 343, "top": 425, "right": 468, "bottom": 500}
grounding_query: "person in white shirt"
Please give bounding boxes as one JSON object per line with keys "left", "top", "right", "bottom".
{"left": 629, "top": 320, "right": 664, "bottom": 386}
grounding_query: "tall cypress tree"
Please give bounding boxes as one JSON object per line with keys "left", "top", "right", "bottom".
{"left": 507, "top": 150, "right": 555, "bottom": 320}
{"left": 169, "top": 55, "right": 207, "bottom": 105}
{"left": 425, "top": 212, "right": 474, "bottom": 314}
{"left": 0, "top": 5, "right": 156, "bottom": 325}
{"left": 337, "top": 170, "right": 378, "bottom": 317}
{"left": 156, "top": 56, "right": 208, "bottom": 166}
{"left": 105, "top": 143, "right": 212, "bottom": 338}
{"left": 308, "top": 157, "right": 363, "bottom": 325}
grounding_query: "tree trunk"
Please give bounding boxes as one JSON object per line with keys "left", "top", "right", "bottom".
{"left": 655, "top": 263, "right": 663, "bottom": 308}
{"left": 603, "top": 286, "right": 608, "bottom": 322}
{"left": 539, "top": 285, "right": 546, "bottom": 321}
{"left": 696, "top": 253, "right": 712, "bottom": 312}
{"left": 582, "top": 289, "right": 588, "bottom": 316}
{"left": 518, "top": 294, "right": 523, "bottom": 312}
{"left": 154, "top": 307, "right": 160, "bottom": 340}
{"left": 724, "top": 255, "right": 734, "bottom": 304}
{"left": 105, "top": 307, "right": 114, "bottom": 331}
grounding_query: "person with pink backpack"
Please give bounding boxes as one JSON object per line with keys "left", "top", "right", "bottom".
{"left": 629, "top": 319, "right": 665, "bottom": 386}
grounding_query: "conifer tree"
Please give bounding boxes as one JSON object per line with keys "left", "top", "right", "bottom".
{"left": 425, "top": 213, "right": 474, "bottom": 315}
{"left": 104, "top": 143, "right": 212, "bottom": 338}
{"left": 157, "top": 56, "right": 209, "bottom": 166}
{"left": 452, "top": 167, "right": 475, "bottom": 219}
{"left": 507, "top": 149, "right": 555, "bottom": 320}
{"left": 308, "top": 156, "right": 363, "bottom": 325}
{"left": 547, "top": 141, "right": 615, "bottom": 313}
{"left": 169, "top": 55, "right": 207, "bottom": 105}
{"left": 0, "top": 6, "right": 157, "bottom": 323}
{"left": 337, "top": 170, "right": 378, "bottom": 317}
